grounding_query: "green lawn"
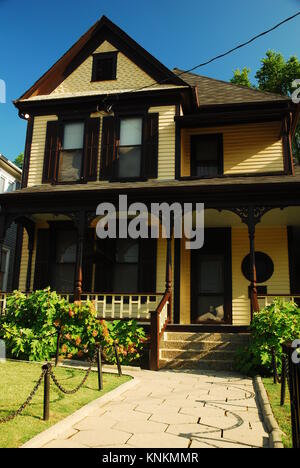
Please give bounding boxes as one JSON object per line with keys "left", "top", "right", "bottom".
{"left": 0, "top": 360, "right": 131, "bottom": 448}
{"left": 263, "top": 377, "right": 292, "bottom": 448}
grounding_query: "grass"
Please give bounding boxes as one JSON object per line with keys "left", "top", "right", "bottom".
{"left": 0, "top": 360, "right": 131, "bottom": 448}
{"left": 262, "top": 377, "right": 292, "bottom": 448}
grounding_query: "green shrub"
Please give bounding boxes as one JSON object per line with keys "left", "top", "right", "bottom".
{"left": 235, "top": 299, "right": 300, "bottom": 376}
{"left": 103, "top": 319, "right": 148, "bottom": 365}
{"left": 0, "top": 289, "right": 148, "bottom": 365}
{"left": 0, "top": 289, "right": 106, "bottom": 361}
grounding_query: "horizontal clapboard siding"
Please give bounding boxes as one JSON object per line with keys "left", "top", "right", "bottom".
{"left": 181, "top": 122, "right": 284, "bottom": 176}
{"left": 28, "top": 115, "right": 58, "bottom": 187}
{"left": 232, "top": 226, "right": 290, "bottom": 325}
{"left": 150, "top": 106, "right": 176, "bottom": 180}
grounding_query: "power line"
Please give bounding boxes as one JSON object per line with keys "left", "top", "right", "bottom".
{"left": 102, "top": 10, "right": 300, "bottom": 104}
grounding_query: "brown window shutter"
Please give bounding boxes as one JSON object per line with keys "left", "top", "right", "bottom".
{"left": 33, "top": 229, "right": 50, "bottom": 290}
{"left": 42, "top": 121, "right": 60, "bottom": 183}
{"left": 83, "top": 118, "right": 100, "bottom": 181}
{"left": 143, "top": 113, "right": 159, "bottom": 179}
{"left": 139, "top": 237, "right": 157, "bottom": 293}
{"left": 100, "top": 116, "right": 117, "bottom": 180}
{"left": 82, "top": 228, "right": 95, "bottom": 292}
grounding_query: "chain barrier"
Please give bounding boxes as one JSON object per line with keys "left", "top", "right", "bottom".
{"left": 0, "top": 368, "right": 46, "bottom": 424}
{"left": 49, "top": 349, "right": 98, "bottom": 395}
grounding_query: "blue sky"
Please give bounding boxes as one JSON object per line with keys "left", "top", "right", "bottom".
{"left": 0, "top": 0, "right": 299, "bottom": 161}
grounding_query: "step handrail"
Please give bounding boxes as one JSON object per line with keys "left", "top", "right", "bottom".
{"left": 149, "top": 290, "right": 171, "bottom": 371}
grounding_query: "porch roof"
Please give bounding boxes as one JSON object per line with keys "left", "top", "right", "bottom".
{"left": 1, "top": 170, "right": 300, "bottom": 206}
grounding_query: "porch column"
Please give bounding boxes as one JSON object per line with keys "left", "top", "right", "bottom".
{"left": 74, "top": 211, "right": 85, "bottom": 301}
{"left": 0, "top": 215, "right": 12, "bottom": 290}
{"left": 25, "top": 223, "right": 35, "bottom": 293}
{"left": 165, "top": 216, "right": 174, "bottom": 322}
{"left": 248, "top": 206, "right": 259, "bottom": 316}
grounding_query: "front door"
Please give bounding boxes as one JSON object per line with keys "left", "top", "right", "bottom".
{"left": 191, "top": 228, "right": 232, "bottom": 324}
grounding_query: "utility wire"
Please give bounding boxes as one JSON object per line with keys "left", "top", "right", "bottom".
{"left": 102, "top": 10, "right": 300, "bottom": 104}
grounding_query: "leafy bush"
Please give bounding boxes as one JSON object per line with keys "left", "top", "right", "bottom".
{"left": 103, "top": 320, "right": 148, "bottom": 365}
{"left": 235, "top": 299, "right": 300, "bottom": 375}
{"left": 0, "top": 289, "right": 106, "bottom": 361}
{"left": 0, "top": 289, "right": 148, "bottom": 365}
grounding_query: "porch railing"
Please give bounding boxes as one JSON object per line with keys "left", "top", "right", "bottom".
{"left": 81, "top": 293, "right": 164, "bottom": 321}
{"left": 257, "top": 295, "right": 300, "bottom": 310}
{"left": 0, "top": 291, "right": 164, "bottom": 322}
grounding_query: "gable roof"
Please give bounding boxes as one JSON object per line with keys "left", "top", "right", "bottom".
{"left": 19, "top": 16, "right": 188, "bottom": 101}
{"left": 173, "top": 68, "right": 290, "bottom": 106}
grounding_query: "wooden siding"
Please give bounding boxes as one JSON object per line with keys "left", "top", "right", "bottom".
{"left": 150, "top": 106, "right": 176, "bottom": 180}
{"left": 28, "top": 115, "right": 58, "bottom": 187}
{"left": 181, "top": 122, "right": 284, "bottom": 176}
{"left": 51, "top": 41, "right": 168, "bottom": 96}
{"left": 232, "top": 226, "right": 290, "bottom": 325}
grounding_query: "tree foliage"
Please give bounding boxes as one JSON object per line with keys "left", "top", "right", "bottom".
{"left": 232, "top": 50, "right": 300, "bottom": 161}
{"left": 230, "top": 67, "right": 252, "bottom": 88}
{"left": 13, "top": 153, "right": 24, "bottom": 169}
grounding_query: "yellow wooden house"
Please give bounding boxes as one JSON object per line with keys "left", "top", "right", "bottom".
{"left": 0, "top": 16, "right": 299, "bottom": 370}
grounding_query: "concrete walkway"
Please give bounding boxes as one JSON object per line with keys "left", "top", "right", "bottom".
{"left": 42, "top": 369, "right": 269, "bottom": 449}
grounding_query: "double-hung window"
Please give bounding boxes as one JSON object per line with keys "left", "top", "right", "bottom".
{"left": 116, "top": 117, "right": 143, "bottom": 179}
{"left": 191, "top": 134, "right": 223, "bottom": 178}
{"left": 58, "top": 122, "right": 85, "bottom": 182}
{"left": 113, "top": 239, "right": 140, "bottom": 293}
{"left": 51, "top": 230, "right": 77, "bottom": 292}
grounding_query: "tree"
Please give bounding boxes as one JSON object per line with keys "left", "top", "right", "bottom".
{"left": 232, "top": 51, "right": 300, "bottom": 162}
{"left": 230, "top": 67, "right": 252, "bottom": 88}
{"left": 13, "top": 153, "right": 24, "bottom": 169}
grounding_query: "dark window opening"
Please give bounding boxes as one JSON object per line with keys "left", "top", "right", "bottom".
{"left": 242, "top": 252, "right": 274, "bottom": 284}
{"left": 92, "top": 52, "right": 117, "bottom": 82}
{"left": 51, "top": 230, "right": 77, "bottom": 292}
{"left": 288, "top": 227, "right": 300, "bottom": 295}
{"left": 58, "top": 122, "right": 84, "bottom": 183}
{"left": 191, "top": 134, "right": 223, "bottom": 178}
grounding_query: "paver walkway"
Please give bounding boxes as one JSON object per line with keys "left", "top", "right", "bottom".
{"left": 43, "top": 369, "right": 269, "bottom": 449}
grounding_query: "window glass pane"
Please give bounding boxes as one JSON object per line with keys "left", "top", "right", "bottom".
{"left": 120, "top": 118, "right": 142, "bottom": 146}
{"left": 0, "top": 177, "right": 5, "bottom": 193}
{"left": 196, "top": 164, "right": 219, "bottom": 178}
{"left": 52, "top": 264, "right": 75, "bottom": 292}
{"left": 195, "top": 138, "right": 219, "bottom": 162}
{"left": 58, "top": 150, "right": 82, "bottom": 182}
{"left": 197, "top": 255, "right": 224, "bottom": 293}
{"left": 196, "top": 296, "right": 224, "bottom": 322}
{"left": 63, "top": 122, "right": 84, "bottom": 150}
{"left": 56, "top": 231, "right": 77, "bottom": 263}
{"left": 6, "top": 182, "right": 15, "bottom": 192}
{"left": 113, "top": 264, "right": 139, "bottom": 293}
{"left": 95, "top": 58, "right": 114, "bottom": 81}
{"left": 117, "top": 147, "right": 141, "bottom": 178}
{"left": 0, "top": 251, "right": 7, "bottom": 273}
{"left": 116, "top": 239, "right": 139, "bottom": 263}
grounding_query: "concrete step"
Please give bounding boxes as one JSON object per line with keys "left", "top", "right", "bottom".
{"left": 159, "top": 359, "right": 234, "bottom": 371}
{"left": 165, "top": 332, "right": 249, "bottom": 344}
{"left": 160, "top": 348, "right": 236, "bottom": 361}
{"left": 161, "top": 339, "right": 247, "bottom": 352}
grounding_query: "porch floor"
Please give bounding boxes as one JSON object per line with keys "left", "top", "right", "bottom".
{"left": 40, "top": 369, "right": 269, "bottom": 449}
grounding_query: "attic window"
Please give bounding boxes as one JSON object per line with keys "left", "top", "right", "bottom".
{"left": 92, "top": 52, "right": 117, "bottom": 82}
